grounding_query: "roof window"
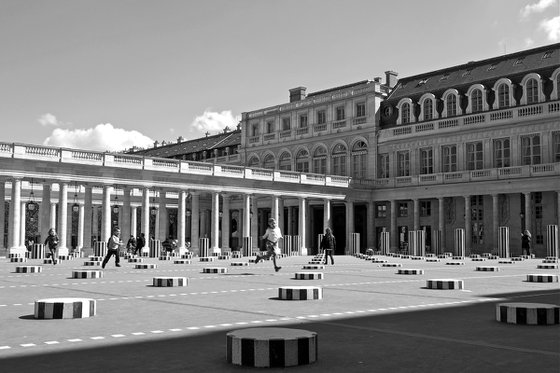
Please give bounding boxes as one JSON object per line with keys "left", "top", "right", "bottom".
{"left": 487, "top": 64, "right": 497, "bottom": 71}
{"left": 462, "top": 69, "right": 472, "bottom": 78}
{"left": 440, "top": 74, "right": 449, "bottom": 81}
{"left": 542, "top": 51, "right": 553, "bottom": 59}
{"left": 417, "top": 78, "right": 429, "bottom": 86}
{"left": 514, "top": 57, "right": 525, "bottom": 66}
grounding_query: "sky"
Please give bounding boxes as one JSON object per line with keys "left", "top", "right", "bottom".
{"left": 1, "top": 0, "right": 559, "bottom": 152}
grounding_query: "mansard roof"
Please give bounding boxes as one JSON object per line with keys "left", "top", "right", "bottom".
{"left": 387, "top": 43, "right": 560, "bottom": 102}
{"left": 129, "top": 130, "right": 241, "bottom": 158}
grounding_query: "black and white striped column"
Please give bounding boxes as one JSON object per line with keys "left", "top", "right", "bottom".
{"left": 242, "top": 237, "right": 252, "bottom": 257}
{"left": 498, "top": 226, "right": 510, "bottom": 258}
{"left": 496, "top": 303, "right": 560, "bottom": 325}
{"left": 94, "top": 241, "right": 107, "bottom": 257}
{"left": 16, "top": 266, "right": 42, "bottom": 273}
{"left": 349, "top": 233, "right": 360, "bottom": 255}
{"left": 72, "top": 270, "right": 103, "bottom": 278}
{"left": 34, "top": 298, "right": 96, "bottom": 319}
{"left": 31, "top": 244, "right": 45, "bottom": 259}
{"left": 546, "top": 225, "right": 558, "bottom": 258}
{"left": 199, "top": 237, "right": 210, "bottom": 257}
{"left": 283, "top": 235, "right": 292, "bottom": 256}
{"left": 380, "top": 231, "right": 390, "bottom": 255}
{"left": 432, "top": 229, "right": 442, "bottom": 255}
{"left": 454, "top": 228, "right": 465, "bottom": 257}
{"left": 150, "top": 240, "right": 162, "bottom": 258}
{"left": 278, "top": 286, "right": 322, "bottom": 300}
{"left": 426, "top": 279, "right": 464, "bottom": 290}
{"left": 292, "top": 235, "right": 302, "bottom": 256}
{"left": 152, "top": 277, "right": 189, "bottom": 287}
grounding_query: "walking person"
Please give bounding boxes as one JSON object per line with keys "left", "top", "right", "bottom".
{"left": 321, "top": 227, "right": 336, "bottom": 265}
{"left": 102, "top": 227, "right": 123, "bottom": 269}
{"left": 126, "top": 235, "right": 137, "bottom": 254}
{"left": 135, "top": 233, "right": 145, "bottom": 257}
{"left": 44, "top": 228, "right": 59, "bottom": 265}
{"left": 521, "top": 230, "right": 532, "bottom": 256}
{"left": 255, "top": 218, "right": 283, "bottom": 272}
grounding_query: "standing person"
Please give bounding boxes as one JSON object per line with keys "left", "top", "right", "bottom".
{"left": 521, "top": 230, "right": 532, "bottom": 256}
{"left": 135, "top": 233, "right": 145, "bottom": 256}
{"left": 126, "top": 235, "right": 137, "bottom": 254}
{"left": 44, "top": 228, "right": 59, "bottom": 265}
{"left": 255, "top": 218, "right": 283, "bottom": 272}
{"left": 320, "top": 227, "right": 336, "bottom": 265}
{"left": 102, "top": 227, "right": 123, "bottom": 269}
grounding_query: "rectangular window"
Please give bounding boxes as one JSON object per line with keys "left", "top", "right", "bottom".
{"left": 442, "top": 145, "right": 457, "bottom": 172}
{"left": 313, "top": 158, "right": 326, "bottom": 174}
{"left": 378, "top": 154, "right": 389, "bottom": 178}
{"left": 266, "top": 120, "right": 274, "bottom": 134}
{"left": 336, "top": 106, "right": 345, "bottom": 121}
{"left": 251, "top": 123, "right": 259, "bottom": 136}
{"left": 397, "top": 151, "right": 410, "bottom": 177}
{"left": 420, "top": 201, "right": 431, "bottom": 217}
{"left": 299, "top": 114, "right": 308, "bottom": 128}
{"left": 356, "top": 102, "right": 366, "bottom": 117}
{"left": 420, "top": 148, "right": 433, "bottom": 174}
{"left": 521, "top": 135, "right": 541, "bottom": 165}
{"left": 398, "top": 202, "right": 408, "bottom": 217}
{"left": 376, "top": 204, "right": 387, "bottom": 218}
{"left": 466, "top": 141, "right": 483, "bottom": 170}
{"left": 493, "top": 138, "right": 510, "bottom": 168}
{"left": 352, "top": 153, "right": 366, "bottom": 179}
{"left": 317, "top": 110, "right": 326, "bottom": 124}
{"left": 554, "top": 132, "right": 560, "bottom": 162}
{"left": 332, "top": 155, "right": 346, "bottom": 176}
{"left": 282, "top": 117, "right": 291, "bottom": 131}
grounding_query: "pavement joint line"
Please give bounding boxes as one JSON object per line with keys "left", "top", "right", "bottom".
{"left": 44, "top": 341, "right": 59, "bottom": 345}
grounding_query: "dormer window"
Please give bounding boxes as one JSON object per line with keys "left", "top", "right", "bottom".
{"left": 440, "top": 74, "right": 449, "bottom": 81}
{"left": 462, "top": 69, "right": 472, "bottom": 78}
{"left": 542, "top": 51, "right": 553, "bottom": 59}
{"left": 402, "top": 103, "right": 411, "bottom": 124}
{"left": 487, "top": 64, "right": 497, "bottom": 71}
{"left": 417, "top": 78, "right": 429, "bottom": 86}
{"left": 514, "top": 57, "right": 525, "bottom": 66}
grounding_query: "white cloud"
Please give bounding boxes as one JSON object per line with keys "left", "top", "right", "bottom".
{"left": 540, "top": 15, "right": 560, "bottom": 40}
{"left": 38, "top": 113, "right": 64, "bottom": 127}
{"left": 43, "top": 123, "right": 153, "bottom": 152}
{"left": 524, "top": 37, "right": 535, "bottom": 47}
{"left": 521, "top": 0, "right": 557, "bottom": 18}
{"left": 189, "top": 110, "right": 239, "bottom": 136}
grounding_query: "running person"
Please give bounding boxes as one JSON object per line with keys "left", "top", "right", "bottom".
{"left": 255, "top": 218, "right": 283, "bottom": 272}
{"left": 44, "top": 228, "right": 59, "bottom": 265}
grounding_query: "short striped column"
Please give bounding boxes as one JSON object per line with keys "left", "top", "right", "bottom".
{"left": 349, "top": 233, "right": 360, "bottom": 255}
{"left": 408, "top": 230, "right": 417, "bottom": 256}
{"left": 317, "top": 234, "right": 324, "bottom": 253}
{"left": 128, "top": 257, "right": 144, "bottom": 263}
{"left": 381, "top": 263, "right": 402, "bottom": 267}
{"left": 496, "top": 303, "right": 560, "bottom": 325}
{"left": 278, "top": 286, "right": 322, "bottom": 300}
{"left": 134, "top": 263, "right": 157, "bottom": 269}
{"left": 16, "top": 265, "right": 42, "bottom": 273}
{"left": 31, "top": 244, "right": 45, "bottom": 259}
{"left": 34, "top": 298, "right": 96, "bottom": 319}
{"left": 203, "top": 267, "right": 227, "bottom": 274}
{"left": 83, "top": 260, "right": 101, "bottom": 266}
{"left": 174, "top": 259, "right": 191, "bottom": 264}
{"left": 226, "top": 328, "right": 317, "bottom": 368}
{"left": 283, "top": 235, "right": 292, "bottom": 256}
{"left": 380, "top": 231, "right": 390, "bottom": 255}
{"left": 397, "top": 268, "right": 424, "bottom": 275}
{"left": 242, "top": 237, "right": 252, "bottom": 257}
{"left": 199, "top": 256, "right": 216, "bottom": 262}
{"left": 546, "top": 225, "right": 559, "bottom": 258}
{"left": 408, "top": 230, "right": 425, "bottom": 256}
{"left": 153, "top": 277, "right": 188, "bottom": 287}
{"left": 537, "top": 264, "right": 558, "bottom": 270}
{"left": 231, "top": 261, "right": 248, "bottom": 267}
{"left": 526, "top": 274, "right": 559, "bottom": 283}
{"left": 302, "top": 264, "right": 325, "bottom": 270}
{"left": 432, "top": 230, "right": 442, "bottom": 255}
{"left": 292, "top": 235, "right": 302, "bottom": 256}
{"left": 72, "top": 269, "right": 103, "bottom": 279}
{"left": 94, "top": 241, "right": 107, "bottom": 257}
{"left": 149, "top": 240, "right": 162, "bottom": 258}
{"left": 426, "top": 279, "right": 464, "bottom": 290}
{"left": 199, "top": 238, "right": 210, "bottom": 257}
{"left": 476, "top": 266, "right": 500, "bottom": 272}
{"left": 10, "top": 257, "right": 27, "bottom": 263}
{"left": 498, "top": 226, "right": 510, "bottom": 258}
{"left": 294, "top": 272, "right": 324, "bottom": 280}
{"left": 454, "top": 228, "right": 465, "bottom": 257}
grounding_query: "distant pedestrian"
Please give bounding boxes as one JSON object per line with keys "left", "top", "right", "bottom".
{"left": 44, "top": 228, "right": 59, "bottom": 265}
{"left": 320, "top": 227, "right": 336, "bottom": 265}
{"left": 102, "top": 227, "right": 123, "bottom": 269}
{"left": 255, "top": 218, "right": 283, "bottom": 272}
{"left": 135, "top": 233, "right": 145, "bottom": 256}
{"left": 521, "top": 230, "right": 532, "bottom": 256}
{"left": 126, "top": 235, "right": 137, "bottom": 254}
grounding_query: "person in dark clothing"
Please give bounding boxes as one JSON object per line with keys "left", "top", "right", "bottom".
{"left": 320, "top": 227, "right": 336, "bottom": 265}
{"left": 102, "top": 227, "right": 123, "bottom": 269}
{"left": 126, "top": 235, "right": 137, "bottom": 254}
{"left": 521, "top": 230, "right": 532, "bottom": 256}
{"left": 44, "top": 228, "right": 59, "bottom": 265}
{"left": 135, "top": 233, "right": 145, "bottom": 256}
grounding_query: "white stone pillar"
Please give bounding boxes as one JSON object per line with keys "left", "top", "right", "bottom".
{"left": 158, "top": 191, "right": 167, "bottom": 240}
{"left": 0, "top": 180, "right": 5, "bottom": 250}
{"left": 101, "top": 185, "right": 112, "bottom": 242}
{"left": 524, "top": 192, "right": 532, "bottom": 234}
{"left": 141, "top": 188, "right": 150, "bottom": 253}
{"left": 211, "top": 192, "right": 220, "bottom": 253}
{"left": 242, "top": 194, "right": 251, "bottom": 238}
{"left": 20, "top": 201, "right": 26, "bottom": 247}
{"left": 492, "top": 194, "right": 499, "bottom": 254}
{"left": 191, "top": 191, "right": 200, "bottom": 253}
{"left": 77, "top": 203, "right": 84, "bottom": 250}
{"left": 299, "top": 197, "right": 307, "bottom": 255}
{"left": 251, "top": 198, "right": 258, "bottom": 249}
{"left": 278, "top": 197, "right": 285, "bottom": 235}
{"left": 58, "top": 182, "right": 69, "bottom": 255}
{"left": 40, "top": 183, "right": 51, "bottom": 241}
{"left": 323, "top": 199, "right": 331, "bottom": 229}
{"left": 50, "top": 202, "right": 57, "bottom": 232}
{"left": 271, "top": 195, "right": 279, "bottom": 222}
{"left": 367, "top": 200, "right": 375, "bottom": 248}
{"left": 438, "top": 197, "right": 445, "bottom": 251}
{"left": 8, "top": 178, "right": 22, "bottom": 252}
{"left": 177, "top": 191, "right": 186, "bottom": 254}
{"left": 221, "top": 194, "right": 230, "bottom": 251}
{"left": 122, "top": 187, "right": 132, "bottom": 243}
{"left": 413, "top": 198, "right": 420, "bottom": 231}
{"left": 390, "top": 200, "right": 397, "bottom": 251}
{"left": 130, "top": 206, "right": 138, "bottom": 238}
{"left": 345, "top": 200, "right": 354, "bottom": 255}
{"left": 83, "top": 186, "right": 93, "bottom": 249}
{"left": 464, "top": 195, "right": 472, "bottom": 253}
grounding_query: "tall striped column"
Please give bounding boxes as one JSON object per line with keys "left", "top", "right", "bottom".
{"left": 283, "top": 235, "right": 293, "bottom": 256}
{"left": 317, "top": 234, "right": 324, "bottom": 252}
{"left": 292, "top": 235, "right": 302, "bottom": 255}
{"left": 242, "top": 237, "right": 252, "bottom": 257}
{"left": 380, "top": 231, "right": 390, "bottom": 255}
{"left": 349, "top": 233, "right": 360, "bottom": 255}
{"left": 498, "top": 226, "right": 510, "bottom": 258}
{"left": 408, "top": 230, "right": 417, "bottom": 256}
{"left": 454, "top": 228, "right": 465, "bottom": 257}
{"left": 546, "top": 225, "right": 558, "bottom": 258}
{"left": 199, "top": 237, "right": 210, "bottom": 257}
{"left": 31, "top": 243, "right": 45, "bottom": 259}
{"left": 416, "top": 230, "right": 426, "bottom": 256}
{"left": 432, "top": 229, "right": 442, "bottom": 255}
{"left": 94, "top": 241, "right": 107, "bottom": 257}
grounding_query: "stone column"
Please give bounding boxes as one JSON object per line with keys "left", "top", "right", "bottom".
{"left": 323, "top": 199, "right": 331, "bottom": 229}
{"left": 524, "top": 192, "right": 532, "bottom": 234}
{"left": 438, "top": 197, "right": 445, "bottom": 250}
{"left": 271, "top": 195, "right": 279, "bottom": 222}
{"left": 251, "top": 199, "right": 258, "bottom": 249}
{"left": 141, "top": 188, "right": 150, "bottom": 253}
{"left": 130, "top": 206, "right": 138, "bottom": 238}
{"left": 122, "top": 187, "right": 132, "bottom": 243}
{"left": 492, "top": 194, "right": 499, "bottom": 253}
{"left": 101, "top": 185, "right": 111, "bottom": 243}
{"left": 464, "top": 195, "right": 472, "bottom": 253}
{"left": 413, "top": 198, "right": 420, "bottom": 231}
{"left": 191, "top": 191, "right": 200, "bottom": 253}
{"left": 0, "top": 180, "right": 5, "bottom": 250}
{"left": 390, "top": 200, "right": 397, "bottom": 251}
{"left": 83, "top": 185, "right": 93, "bottom": 249}
{"left": 58, "top": 182, "right": 69, "bottom": 255}
{"left": 367, "top": 200, "right": 375, "bottom": 248}
{"left": 77, "top": 203, "right": 84, "bottom": 250}
{"left": 177, "top": 190, "right": 187, "bottom": 254}
{"left": 287, "top": 206, "right": 294, "bottom": 235}
{"left": 40, "top": 183, "right": 51, "bottom": 241}
{"left": 211, "top": 191, "right": 220, "bottom": 252}
{"left": 158, "top": 191, "right": 167, "bottom": 240}
{"left": 278, "top": 197, "right": 285, "bottom": 235}
{"left": 242, "top": 194, "right": 251, "bottom": 237}
{"left": 8, "top": 178, "right": 22, "bottom": 251}
{"left": 299, "top": 197, "right": 307, "bottom": 255}
{"left": 20, "top": 201, "right": 26, "bottom": 247}
{"left": 221, "top": 193, "right": 230, "bottom": 251}
{"left": 345, "top": 200, "right": 354, "bottom": 254}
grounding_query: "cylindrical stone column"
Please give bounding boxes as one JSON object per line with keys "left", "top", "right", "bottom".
{"left": 177, "top": 191, "right": 186, "bottom": 254}
{"left": 211, "top": 192, "right": 220, "bottom": 252}
{"left": 57, "top": 182, "right": 69, "bottom": 255}
{"left": 546, "top": 225, "right": 558, "bottom": 258}
{"left": 191, "top": 191, "right": 200, "bottom": 254}
{"left": 498, "top": 226, "right": 510, "bottom": 258}
{"left": 141, "top": 188, "right": 150, "bottom": 253}
{"left": 101, "top": 185, "right": 111, "bottom": 242}
{"left": 9, "top": 178, "right": 22, "bottom": 251}
{"left": 454, "top": 228, "right": 465, "bottom": 257}
{"left": 221, "top": 193, "right": 230, "bottom": 251}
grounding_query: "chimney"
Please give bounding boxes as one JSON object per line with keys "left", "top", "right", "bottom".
{"left": 177, "top": 136, "right": 184, "bottom": 143}
{"left": 153, "top": 140, "right": 159, "bottom": 148}
{"left": 385, "top": 71, "right": 398, "bottom": 88}
{"left": 289, "top": 87, "right": 307, "bottom": 102}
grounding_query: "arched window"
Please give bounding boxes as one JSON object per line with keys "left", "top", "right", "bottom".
{"left": 279, "top": 152, "right": 292, "bottom": 171}
{"left": 402, "top": 103, "right": 411, "bottom": 124}
{"left": 263, "top": 153, "right": 275, "bottom": 169}
{"left": 423, "top": 98, "right": 433, "bottom": 121}
{"left": 526, "top": 78, "right": 539, "bottom": 105}
{"left": 351, "top": 141, "right": 367, "bottom": 179}
{"left": 497, "top": 83, "right": 510, "bottom": 108}
{"left": 472, "top": 89, "right": 483, "bottom": 113}
{"left": 295, "top": 149, "right": 309, "bottom": 173}
{"left": 248, "top": 156, "right": 259, "bottom": 168}
{"left": 331, "top": 143, "right": 347, "bottom": 176}
{"left": 446, "top": 94, "right": 457, "bottom": 117}
{"left": 312, "top": 146, "right": 327, "bottom": 174}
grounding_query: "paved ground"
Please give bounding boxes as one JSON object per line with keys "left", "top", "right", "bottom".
{"left": 0, "top": 253, "right": 558, "bottom": 372}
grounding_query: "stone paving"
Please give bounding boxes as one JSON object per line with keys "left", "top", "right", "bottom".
{"left": 0, "top": 253, "right": 558, "bottom": 372}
